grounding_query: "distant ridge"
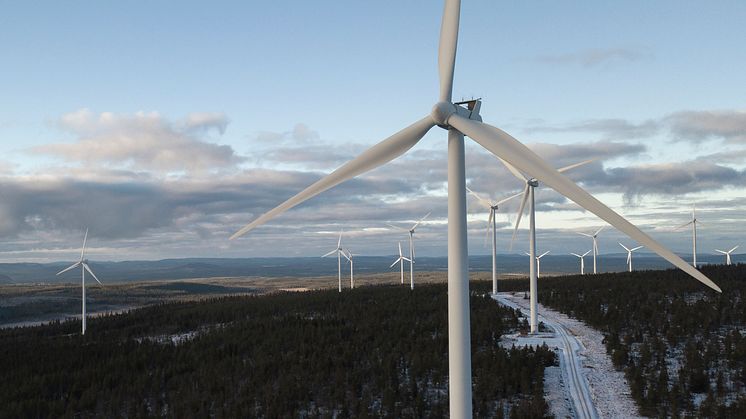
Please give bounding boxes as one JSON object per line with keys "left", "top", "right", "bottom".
{"left": 0, "top": 254, "right": 741, "bottom": 284}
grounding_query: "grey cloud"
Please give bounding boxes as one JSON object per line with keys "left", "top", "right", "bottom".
{"left": 525, "top": 119, "right": 660, "bottom": 140}
{"left": 255, "top": 123, "right": 319, "bottom": 144}
{"left": 538, "top": 47, "right": 650, "bottom": 68}
{"left": 666, "top": 110, "right": 746, "bottom": 143}
{"left": 34, "top": 109, "right": 243, "bottom": 173}
{"left": 184, "top": 112, "right": 229, "bottom": 134}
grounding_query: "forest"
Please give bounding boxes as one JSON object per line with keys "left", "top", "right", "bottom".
{"left": 1, "top": 282, "right": 555, "bottom": 418}
{"left": 533, "top": 264, "right": 746, "bottom": 418}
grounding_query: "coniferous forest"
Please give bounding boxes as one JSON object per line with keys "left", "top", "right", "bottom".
{"left": 533, "top": 264, "right": 746, "bottom": 418}
{"left": 0, "top": 282, "right": 555, "bottom": 418}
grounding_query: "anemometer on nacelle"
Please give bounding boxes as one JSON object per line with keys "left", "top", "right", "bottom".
{"left": 454, "top": 98, "right": 482, "bottom": 122}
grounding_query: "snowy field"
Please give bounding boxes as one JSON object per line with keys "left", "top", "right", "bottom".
{"left": 495, "top": 292, "right": 645, "bottom": 419}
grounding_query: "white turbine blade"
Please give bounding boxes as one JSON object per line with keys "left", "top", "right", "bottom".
{"left": 557, "top": 158, "right": 595, "bottom": 173}
{"left": 729, "top": 245, "right": 740, "bottom": 253}
{"left": 594, "top": 240, "right": 599, "bottom": 255}
{"left": 82, "top": 263, "right": 102, "bottom": 285}
{"left": 714, "top": 249, "right": 726, "bottom": 254}
{"left": 448, "top": 114, "right": 722, "bottom": 292}
{"left": 56, "top": 261, "right": 81, "bottom": 276}
{"left": 673, "top": 220, "right": 693, "bottom": 231}
{"left": 509, "top": 184, "right": 530, "bottom": 250}
{"left": 402, "top": 257, "right": 412, "bottom": 262}
{"left": 631, "top": 246, "right": 644, "bottom": 252}
{"left": 341, "top": 250, "right": 351, "bottom": 262}
{"left": 387, "top": 223, "right": 410, "bottom": 232}
{"left": 484, "top": 209, "right": 494, "bottom": 246}
{"left": 582, "top": 250, "right": 592, "bottom": 257}
{"left": 538, "top": 250, "right": 550, "bottom": 258}
{"left": 594, "top": 225, "right": 606, "bottom": 237}
{"left": 524, "top": 252, "right": 530, "bottom": 256}
{"left": 337, "top": 232, "right": 342, "bottom": 249}
{"left": 80, "top": 228, "right": 88, "bottom": 261}
{"left": 466, "top": 186, "right": 493, "bottom": 209}
{"left": 411, "top": 211, "right": 431, "bottom": 231}
{"left": 390, "top": 258, "right": 400, "bottom": 269}
{"left": 618, "top": 242, "right": 630, "bottom": 252}
{"left": 231, "top": 117, "right": 435, "bottom": 239}
{"left": 570, "top": 253, "right": 581, "bottom": 258}
{"left": 398, "top": 242, "right": 403, "bottom": 258}
{"left": 577, "top": 232, "right": 593, "bottom": 238}
{"left": 321, "top": 249, "right": 337, "bottom": 258}
{"left": 495, "top": 191, "right": 523, "bottom": 206}
{"left": 495, "top": 155, "right": 527, "bottom": 182}
{"left": 627, "top": 252, "right": 631, "bottom": 264}
{"left": 437, "top": 0, "right": 460, "bottom": 102}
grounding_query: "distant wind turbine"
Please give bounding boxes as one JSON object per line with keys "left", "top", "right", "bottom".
{"left": 389, "top": 211, "right": 430, "bottom": 290}
{"left": 390, "top": 242, "right": 412, "bottom": 285}
{"left": 466, "top": 187, "right": 521, "bottom": 294}
{"left": 570, "top": 250, "right": 591, "bottom": 275}
{"left": 56, "top": 228, "right": 103, "bottom": 335}
{"left": 228, "top": 1, "right": 721, "bottom": 415}
{"left": 674, "top": 204, "right": 700, "bottom": 268}
{"left": 526, "top": 250, "right": 550, "bottom": 278}
{"left": 321, "top": 232, "right": 345, "bottom": 292}
{"left": 502, "top": 157, "right": 592, "bottom": 334}
{"left": 619, "top": 242, "right": 644, "bottom": 272}
{"left": 578, "top": 226, "right": 605, "bottom": 274}
{"left": 342, "top": 249, "right": 357, "bottom": 289}
{"left": 715, "top": 245, "right": 739, "bottom": 265}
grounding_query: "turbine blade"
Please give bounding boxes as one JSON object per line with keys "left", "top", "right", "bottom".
{"left": 398, "top": 242, "right": 403, "bottom": 258}
{"left": 594, "top": 225, "right": 606, "bottom": 236}
{"left": 387, "top": 223, "right": 410, "bottom": 232}
{"left": 337, "top": 232, "right": 342, "bottom": 249}
{"left": 495, "top": 155, "right": 527, "bottom": 182}
{"left": 438, "top": 0, "right": 461, "bottom": 102}
{"left": 618, "top": 242, "right": 630, "bottom": 252}
{"left": 411, "top": 211, "right": 431, "bottom": 231}
{"left": 390, "top": 258, "right": 400, "bottom": 269}
{"left": 495, "top": 191, "right": 523, "bottom": 206}
{"left": 342, "top": 250, "right": 351, "bottom": 262}
{"left": 714, "top": 249, "right": 726, "bottom": 254}
{"left": 582, "top": 250, "right": 591, "bottom": 257}
{"left": 557, "top": 158, "right": 595, "bottom": 173}
{"left": 82, "top": 263, "right": 102, "bottom": 285}
{"left": 627, "top": 253, "right": 631, "bottom": 264}
{"left": 509, "top": 184, "right": 530, "bottom": 250}
{"left": 466, "top": 186, "right": 493, "bottom": 209}
{"left": 570, "top": 253, "right": 581, "bottom": 258}
{"left": 56, "top": 261, "right": 81, "bottom": 276}
{"left": 402, "top": 257, "right": 412, "bottom": 262}
{"left": 321, "top": 249, "right": 337, "bottom": 258}
{"left": 578, "top": 232, "right": 593, "bottom": 238}
{"left": 673, "top": 220, "right": 693, "bottom": 231}
{"left": 448, "top": 114, "right": 722, "bottom": 292}
{"left": 484, "top": 209, "right": 494, "bottom": 247}
{"left": 538, "top": 250, "right": 550, "bottom": 258}
{"left": 80, "top": 228, "right": 88, "bottom": 261}
{"left": 729, "top": 245, "right": 740, "bottom": 253}
{"left": 231, "top": 117, "right": 435, "bottom": 239}
{"left": 631, "top": 246, "right": 644, "bottom": 252}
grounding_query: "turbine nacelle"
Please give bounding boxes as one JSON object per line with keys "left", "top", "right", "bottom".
{"left": 431, "top": 99, "right": 482, "bottom": 128}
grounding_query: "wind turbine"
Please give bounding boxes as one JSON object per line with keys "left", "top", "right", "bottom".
{"left": 570, "top": 250, "right": 591, "bottom": 275}
{"left": 674, "top": 204, "right": 700, "bottom": 268}
{"left": 341, "top": 249, "right": 357, "bottom": 289}
{"left": 390, "top": 242, "right": 412, "bottom": 285}
{"left": 389, "top": 211, "right": 430, "bottom": 290}
{"left": 56, "top": 228, "right": 103, "bottom": 335}
{"left": 466, "top": 187, "right": 521, "bottom": 294}
{"left": 229, "top": 1, "right": 721, "bottom": 415}
{"left": 578, "top": 226, "right": 605, "bottom": 274}
{"left": 619, "top": 242, "right": 644, "bottom": 272}
{"left": 715, "top": 245, "right": 739, "bottom": 265}
{"left": 322, "top": 232, "right": 345, "bottom": 293}
{"left": 502, "top": 158, "right": 592, "bottom": 334}
{"left": 526, "top": 251, "right": 550, "bottom": 278}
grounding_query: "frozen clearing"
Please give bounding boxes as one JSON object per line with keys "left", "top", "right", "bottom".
{"left": 495, "top": 292, "right": 645, "bottom": 419}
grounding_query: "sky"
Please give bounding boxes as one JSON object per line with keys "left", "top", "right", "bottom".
{"left": 0, "top": 0, "right": 745, "bottom": 262}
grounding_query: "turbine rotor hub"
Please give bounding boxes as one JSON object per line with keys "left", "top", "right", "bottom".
{"left": 431, "top": 101, "right": 457, "bottom": 128}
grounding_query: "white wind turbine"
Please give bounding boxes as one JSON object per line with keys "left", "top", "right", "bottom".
{"left": 321, "top": 232, "right": 345, "bottom": 293}
{"left": 342, "top": 249, "right": 357, "bottom": 289}
{"left": 390, "top": 242, "right": 412, "bottom": 285}
{"left": 466, "top": 187, "right": 521, "bottom": 295}
{"left": 502, "top": 158, "right": 592, "bottom": 334}
{"left": 715, "top": 245, "right": 739, "bottom": 265}
{"left": 229, "top": 1, "right": 721, "bottom": 415}
{"left": 56, "top": 228, "right": 103, "bottom": 335}
{"left": 578, "top": 226, "right": 606, "bottom": 274}
{"left": 674, "top": 204, "right": 701, "bottom": 268}
{"left": 389, "top": 211, "right": 430, "bottom": 291}
{"left": 570, "top": 250, "right": 592, "bottom": 275}
{"left": 619, "top": 242, "right": 644, "bottom": 272}
{"left": 525, "top": 251, "right": 550, "bottom": 278}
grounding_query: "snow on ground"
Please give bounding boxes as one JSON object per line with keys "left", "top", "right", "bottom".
{"left": 496, "top": 292, "right": 645, "bottom": 419}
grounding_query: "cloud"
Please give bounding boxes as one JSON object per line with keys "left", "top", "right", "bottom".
{"left": 665, "top": 110, "right": 746, "bottom": 143}
{"left": 255, "top": 123, "right": 319, "bottom": 144}
{"left": 538, "top": 47, "right": 649, "bottom": 68}
{"left": 34, "top": 109, "right": 243, "bottom": 173}
{"left": 525, "top": 118, "right": 660, "bottom": 140}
